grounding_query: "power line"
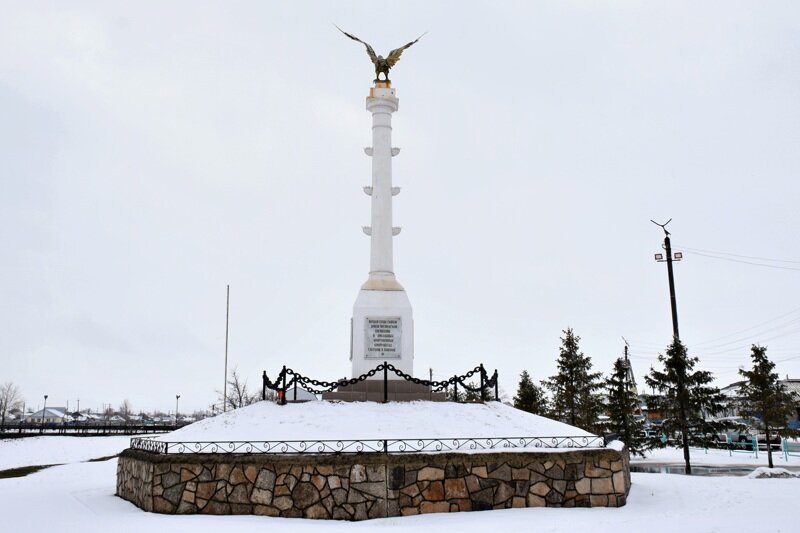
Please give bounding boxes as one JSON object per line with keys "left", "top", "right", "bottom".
{"left": 691, "top": 305, "right": 800, "bottom": 347}
{"left": 677, "top": 245, "right": 800, "bottom": 265}
{"left": 681, "top": 250, "right": 800, "bottom": 271}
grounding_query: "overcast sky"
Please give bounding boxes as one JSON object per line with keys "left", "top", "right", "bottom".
{"left": 2, "top": 1, "right": 800, "bottom": 414}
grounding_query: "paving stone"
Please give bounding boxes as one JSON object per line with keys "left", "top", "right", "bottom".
{"left": 352, "top": 481, "right": 385, "bottom": 499}
{"left": 612, "top": 470, "right": 626, "bottom": 492}
{"left": 465, "top": 475, "right": 481, "bottom": 493}
{"left": 366, "top": 465, "right": 385, "bottom": 482}
{"left": 292, "top": 482, "right": 321, "bottom": 509}
{"left": 162, "top": 471, "right": 180, "bottom": 489}
{"left": 444, "top": 478, "right": 468, "bottom": 499}
{"left": 545, "top": 489, "right": 564, "bottom": 505}
{"left": 418, "top": 467, "right": 444, "bottom": 481}
{"left": 493, "top": 482, "right": 514, "bottom": 504}
{"left": 153, "top": 496, "right": 173, "bottom": 513}
{"left": 419, "top": 501, "right": 449, "bottom": 514}
{"left": 229, "top": 466, "right": 247, "bottom": 485}
{"left": 228, "top": 484, "right": 249, "bottom": 504}
{"left": 590, "top": 494, "right": 608, "bottom": 507}
{"left": 272, "top": 496, "right": 293, "bottom": 510}
{"left": 350, "top": 464, "right": 367, "bottom": 483}
{"left": 250, "top": 487, "right": 273, "bottom": 505}
{"left": 305, "top": 503, "right": 330, "bottom": 519}
{"left": 488, "top": 463, "right": 511, "bottom": 481}
{"left": 255, "top": 469, "right": 276, "bottom": 490}
{"left": 421, "top": 481, "right": 444, "bottom": 501}
{"left": 511, "top": 467, "right": 530, "bottom": 481}
{"left": 162, "top": 483, "right": 184, "bottom": 506}
{"left": 353, "top": 502, "right": 368, "bottom": 521}
{"left": 332, "top": 507, "right": 352, "bottom": 520}
{"left": 471, "top": 466, "right": 488, "bottom": 478}
{"left": 527, "top": 493, "right": 546, "bottom": 507}
{"left": 470, "top": 487, "right": 493, "bottom": 510}
{"left": 592, "top": 477, "right": 614, "bottom": 495}
{"left": 253, "top": 504, "right": 280, "bottom": 516}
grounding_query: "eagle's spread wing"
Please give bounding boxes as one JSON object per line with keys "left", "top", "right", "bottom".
{"left": 385, "top": 32, "right": 427, "bottom": 68}
{"left": 335, "top": 25, "right": 378, "bottom": 64}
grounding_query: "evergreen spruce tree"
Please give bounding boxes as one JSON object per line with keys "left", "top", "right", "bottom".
{"left": 645, "top": 338, "right": 724, "bottom": 475}
{"left": 606, "top": 357, "right": 648, "bottom": 456}
{"left": 738, "top": 345, "right": 798, "bottom": 469}
{"left": 544, "top": 328, "right": 604, "bottom": 433}
{"left": 513, "top": 370, "right": 549, "bottom": 415}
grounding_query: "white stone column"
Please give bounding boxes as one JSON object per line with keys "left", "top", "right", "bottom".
{"left": 363, "top": 85, "right": 402, "bottom": 291}
{"left": 351, "top": 83, "right": 414, "bottom": 379}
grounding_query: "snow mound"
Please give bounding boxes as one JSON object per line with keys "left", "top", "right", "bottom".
{"left": 747, "top": 467, "right": 800, "bottom": 479}
{"left": 154, "top": 401, "right": 594, "bottom": 442}
{"left": 606, "top": 440, "right": 626, "bottom": 452}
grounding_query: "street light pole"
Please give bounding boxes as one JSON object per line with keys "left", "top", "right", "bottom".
{"left": 652, "top": 219, "right": 682, "bottom": 340}
{"left": 41, "top": 394, "right": 48, "bottom": 432}
{"left": 652, "top": 219, "right": 692, "bottom": 475}
{"left": 175, "top": 395, "right": 180, "bottom": 426}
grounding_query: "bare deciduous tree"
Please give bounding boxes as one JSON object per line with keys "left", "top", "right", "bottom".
{"left": 217, "top": 369, "right": 259, "bottom": 410}
{"left": 0, "top": 382, "right": 23, "bottom": 426}
{"left": 119, "top": 399, "right": 133, "bottom": 421}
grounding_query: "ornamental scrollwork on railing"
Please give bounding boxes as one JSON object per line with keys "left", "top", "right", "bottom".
{"left": 129, "top": 435, "right": 604, "bottom": 455}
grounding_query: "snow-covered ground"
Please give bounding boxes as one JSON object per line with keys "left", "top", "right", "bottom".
{"left": 0, "top": 439, "right": 797, "bottom": 533}
{"left": 155, "top": 401, "right": 594, "bottom": 443}
{"left": 1, "top": 422, "right": 797, "bottom": 532}
{"left": 0, "top": 435, "right": 136, "bottom": 470}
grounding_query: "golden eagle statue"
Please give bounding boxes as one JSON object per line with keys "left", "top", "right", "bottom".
{"left": 336, "top": 25, "right": 426, "bottom": 83}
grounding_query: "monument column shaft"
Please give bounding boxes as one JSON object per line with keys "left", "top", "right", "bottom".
{"left": 369, "top": 103, "right": 396, "bottom": 277}
{"left": 352, "top": 85, "right": 411, "bottom": 380}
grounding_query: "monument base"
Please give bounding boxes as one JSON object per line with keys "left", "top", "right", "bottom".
{"left": 322, "top": 381, "right": 446, "bottom": 402}
{"left": 351, "top": 287, "right": 413, "bottom": 378}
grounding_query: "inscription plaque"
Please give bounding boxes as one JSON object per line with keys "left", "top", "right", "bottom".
{"left": 365, "top": 316, "right": 401, "bottom": 358}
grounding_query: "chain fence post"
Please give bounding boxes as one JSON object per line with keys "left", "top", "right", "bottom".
{"left": 453, "top": 377, "right": 458, "bottom": 402}
{"left": 280, "top": 366, "right": 287, "bottom": 406}
{"left": 479, "top": 364, "right": 486, "bottom": 403}
{"left": 494, "top": 370, "right": 500, "bottom": 401}
{"left": 262, "top": 371, "right": 266, "bottom": 401}
{"left": 383, "top": 361, "right": 388, "bottom": 403}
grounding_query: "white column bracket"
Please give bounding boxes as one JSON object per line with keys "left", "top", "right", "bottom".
{"left": 362, "top": 226, "right": 372, "bottom": 236}
{"left": 391, "top": 187, "right": 401, "bottom": 196}
{"left": 363, "top": 186, "right": 373, "bottom": 195}
{"left": 392, "top": 227, "right": 401, "bottom": 236}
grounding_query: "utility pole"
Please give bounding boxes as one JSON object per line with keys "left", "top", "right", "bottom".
{"left": 652, "top": 219, "right": 691, "bottom": 474}
{"left": 652, "top": 219, "right": 682, "bottom": 340}
{"left": 223, "top": 284, "right": 230, "bottom": 412}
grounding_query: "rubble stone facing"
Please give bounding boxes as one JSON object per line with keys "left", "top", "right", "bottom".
{"left": 117, "top": 446, "right": 630, "bottom": 520}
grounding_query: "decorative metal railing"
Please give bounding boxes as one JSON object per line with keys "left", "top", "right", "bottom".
{"left": 262, "top": 361, "right": 499, "bottom": 405}
{"left": 130, "top": 435, "right": 604, "bottom": 455}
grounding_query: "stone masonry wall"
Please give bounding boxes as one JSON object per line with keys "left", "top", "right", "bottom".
{"left": 117, "top": 446, "right": 630, "bottom": 520}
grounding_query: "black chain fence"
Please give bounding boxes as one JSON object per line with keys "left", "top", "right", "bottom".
{"left": 262, "top": 361, "right": 499, "bottom": 405}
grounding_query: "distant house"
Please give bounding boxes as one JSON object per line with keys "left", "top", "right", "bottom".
{"left": 717, "top": 379, "right": 800, "bottom": 421}
{"left": 24, "top": 407, "right": 67, "bottom": 424}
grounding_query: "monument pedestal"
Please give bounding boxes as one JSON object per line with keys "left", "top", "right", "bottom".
{"left": 350, "top": 288, "right": 413, "bottom": 378}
